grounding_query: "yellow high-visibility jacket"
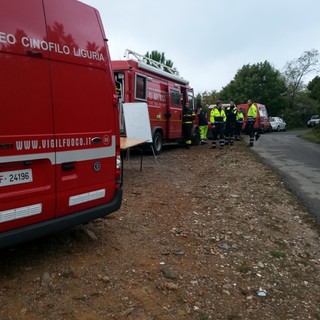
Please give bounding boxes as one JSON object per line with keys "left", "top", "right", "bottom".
{"left": 210, "top": 108, "right": 226, "bottom": 123}
{"left": 236, "top": 111, "right": 244, "bottom": 122}
{"left": 247, "top": 103, "right": 258, "bottom": 119}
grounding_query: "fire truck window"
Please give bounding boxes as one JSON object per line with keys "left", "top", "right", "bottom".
{"left": 135, "top": 75, "right": 147, "bottom": 100}
{"left": 170, "top": 90, "right": 180, "bottom": 106}
{"left": 188, "top": 92, "right": 194, "bottom": 108}
{"left": 115, "top": 72, "right": 124, "bottom": 100}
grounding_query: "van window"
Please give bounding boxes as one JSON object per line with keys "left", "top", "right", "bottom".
{"left": 258, "top": 106, "right": 268, "bottom": 118}
{"left": 170, "top": 90, "right": 180, "bottom": 106}
{"left": 135, "top": 74, "right": 147, "bottom": 100}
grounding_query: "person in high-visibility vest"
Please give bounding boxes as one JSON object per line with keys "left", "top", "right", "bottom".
{"left": 235, "top": 108, "right": 244, "bottom": 141}
{"left": 210, "top": 101, "right": 226, "bottom": 149}
{"left": 224, "top": 100, "right": 237, "bottom": 146}
{"left": 197, "top": 107, "right": 208, "bottom": 145}
{"left": 245, "top": 99, "right": 260, "bottom": 147}
{"left": 182, "top": 102, "right": 195, "bottom": 149}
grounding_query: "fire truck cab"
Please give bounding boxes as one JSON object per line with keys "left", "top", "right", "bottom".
{"left": 112, "top": 50, "right": 199, "bottom": 154}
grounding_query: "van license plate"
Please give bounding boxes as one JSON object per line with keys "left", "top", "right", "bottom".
{"left": 0, "top": 169, "right": 33, "bottom": 187}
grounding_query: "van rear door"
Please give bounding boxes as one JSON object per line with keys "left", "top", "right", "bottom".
{"left": 43, "top": 0, "right": 118, "bottom": 217}
{"left": 0, "top": 0, "right": 56, "bottom": 232}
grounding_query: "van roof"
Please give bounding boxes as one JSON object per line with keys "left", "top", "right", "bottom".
{"left": 208, "top": 104, "right": 230, "bottom": 109}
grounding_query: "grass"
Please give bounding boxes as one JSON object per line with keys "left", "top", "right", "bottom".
{"left": 237, "top": 261, "right": 253, "bottom": 273}
{"left": 301, "top": 125, "right": 320, "bottom": 144}
{"left": 269, "top": 250, "right": 287, "bottom": 258}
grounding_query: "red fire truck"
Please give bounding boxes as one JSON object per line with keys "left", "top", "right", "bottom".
{"left": 112, "top": 50, "right": 199, "bottom": 154}
{"left": 0, "top": 0, "right": 122, "bottom": 249}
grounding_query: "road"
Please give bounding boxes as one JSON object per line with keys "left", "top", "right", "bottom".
{"left": 252, "top": 130, "right": 320, "bottom": 222}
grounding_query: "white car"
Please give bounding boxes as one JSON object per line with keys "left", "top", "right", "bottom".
{"left": 269, "top": 117, "right": 287, "bottom": 131}
{"left": 307, "top": 115, "right": 320, "bottom": 127}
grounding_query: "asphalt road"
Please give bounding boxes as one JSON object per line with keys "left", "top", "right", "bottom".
{"left": 250, "top": 130, "right": 320, "bottom": 223}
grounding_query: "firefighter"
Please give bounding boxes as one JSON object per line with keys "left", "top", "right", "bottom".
{"left": 182, "top": 102, "right": 195, "bottom": 149}
{"left": 210, "top": 101, "right": 226, "bottom": 149}
{"left": 224, "top": 100, "right": 237, "bottom": 146}
{"left": 235, "top": 108, "right": 244, "bottom": 141}
{"left": 245, "top": 99, "right": 260, "bottom": 147}
{"left": 197, "top": 107, "right": 208, "bottom": 144}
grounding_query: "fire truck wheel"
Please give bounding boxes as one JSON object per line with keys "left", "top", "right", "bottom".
{"left": 192, "top": 129, "right": 201, "bottom": 145}
{"left": 153, "top": 131, "right": 163, "bottom": 155}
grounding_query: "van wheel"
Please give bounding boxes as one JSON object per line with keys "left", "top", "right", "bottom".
{"left": 153, "top": 131, "right": 163, "bottom": 155}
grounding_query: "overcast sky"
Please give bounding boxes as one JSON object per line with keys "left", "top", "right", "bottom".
{"left": 81, "top": 0, "right": 320, "bottom": 94}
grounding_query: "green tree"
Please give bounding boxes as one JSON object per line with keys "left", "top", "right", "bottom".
{"left": 307, "top": 76, "right": 320, "bottom": 103}
{"left": 195, "top": 93, "right": 203, "bottom": 110}
{"left": 145, "top": 50, "right": 177, "bottom": 74}
{"left": 281, "top": 92, "right": 320, "bottom": 128}
{"left": 219, "top": 61, "right": 287, "bottom": 116}
{"left": 199, "top": 90, "right": 219, "bottom": 110}
{"left": 283, "top": 49, "right": 319, "bottom": 108}
{"left": 145, "top": 50, "right": 165, "bottom": 64}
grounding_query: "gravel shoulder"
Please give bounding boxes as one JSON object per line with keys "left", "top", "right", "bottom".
{"left": 1, "top": 141, "right": 320, "bottom": 320}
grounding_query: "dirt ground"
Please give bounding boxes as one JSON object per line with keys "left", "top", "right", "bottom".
{"left": 1, "top": 140, "right": 320, "bottom": 320}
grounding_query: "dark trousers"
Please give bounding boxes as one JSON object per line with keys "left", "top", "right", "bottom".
{"left": 245, "top": 120, "right": 255, "bottom": 145}
{"left": 212, "top": 122, "right": 225, "bottom": 148}
{"left": 224, "top": 120, "right": 236, "bottom": 145}
{"left": 235, "top": 121, "right": 243, "bottom": 140}
{"left": 183, "top": 123, "right": 192, "bottom": 145}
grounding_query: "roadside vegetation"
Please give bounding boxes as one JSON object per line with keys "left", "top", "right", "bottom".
{"left": 302, "top": 124, "right": 320, "bottom": 143}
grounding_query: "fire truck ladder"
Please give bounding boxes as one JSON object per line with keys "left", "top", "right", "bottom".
{"left": 124, "top": 49, "right": 181, "bottom": 76}
{"left": 124, "top": 49, "right": 189, "bottom": 85}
